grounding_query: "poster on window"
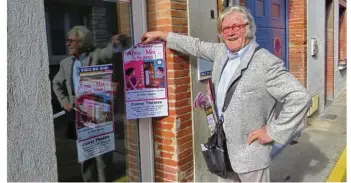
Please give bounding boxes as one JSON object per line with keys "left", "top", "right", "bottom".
{"left": 75, "top": 64, "right": 115, "bottom": 162}
{"left": 123, "top": 42, "right": 168, "bottom": 119}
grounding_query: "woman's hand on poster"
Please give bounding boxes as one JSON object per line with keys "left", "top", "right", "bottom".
{"left": 141, "top": 31, "right": 168, "bottom": 44}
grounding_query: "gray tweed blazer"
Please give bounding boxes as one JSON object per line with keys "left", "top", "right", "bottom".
{"left": 167, "top": 32, "right": 312, "bottom": 173}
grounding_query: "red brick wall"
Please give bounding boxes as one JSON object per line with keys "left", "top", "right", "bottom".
{"left": 117, "top": 2, "right": 132, "bottom": 37}
{"left": 326, "top": 2, "right": 334, "bottom": 98}
{"left": 147, "top": 0, "right": 193, "bottom": 182}
{"left": 339, "top": 9, "right": 347, "bottom": 61}
{"left": 124, "top": 121, "right": 141, "bottom": 182}
{"left": 288, "top": 0, "right": 307, "bottom": 86}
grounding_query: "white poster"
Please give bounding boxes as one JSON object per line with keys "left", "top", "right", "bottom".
{"left": 75, "top": 65, "right": 115, "bottom": 162}
{"left": 76, "top": 133, "right": 115, "bottom": 162}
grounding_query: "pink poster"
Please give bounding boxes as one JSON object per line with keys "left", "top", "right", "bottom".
{"left": 123, "top": 42, "right": 168, "bottom": 119}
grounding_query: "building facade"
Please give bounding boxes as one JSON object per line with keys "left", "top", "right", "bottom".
{"left": 8, "top": 0, "right": 346, "bottom": 182}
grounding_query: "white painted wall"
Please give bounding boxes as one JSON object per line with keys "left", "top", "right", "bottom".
{"left": 8, "top": 0, "right": 57, "bottom": 181}
{"left": 188, "top": 0, "right": 218, "bottom": 181}
{"left": 307, "top": 0, "right": 326, "bottom": 113}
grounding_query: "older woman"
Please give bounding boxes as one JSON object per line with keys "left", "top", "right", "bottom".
{"left": 52, "top": 26, "right": 122, "bottom": 182}
{"left": 142, "top": 5, "right": 311, "bottom": 182}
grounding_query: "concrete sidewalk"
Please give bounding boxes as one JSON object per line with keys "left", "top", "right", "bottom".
{"left": 270, "top": 91, "right": 347, "bottom": 182}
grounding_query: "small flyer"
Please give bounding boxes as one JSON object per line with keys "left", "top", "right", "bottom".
{"left": 193, "top": 79, "right": 218, "bottom": 133}
{"left": 75, "top": 64, "right": 115, "bottom": 162}
{"left": 123, "top": 42, "right": 168, "bottom": 119}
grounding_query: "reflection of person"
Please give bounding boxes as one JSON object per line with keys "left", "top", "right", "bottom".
{"left": 111, "top": 33, "right": 128, "bottom": 52}
{"left": 109, "top": 33, "right": 129, "bottom": 119}
{"left": 52, "top": 25, "right": 119, "bottom": 182}
{"left": 125, "top": 68, "right": 140, "bottom": 90}
{"left": 156, "top": 67, "right": 165, "bottom": 88}
{"left": 141, "top": 5, "right": 311, "bottom": 182}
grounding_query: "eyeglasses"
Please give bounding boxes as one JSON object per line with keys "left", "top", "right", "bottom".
{"left": 221, "top": 23, "right": 248, "bottom": 34}
{"left": 66, "top": 38, "right": 78, "bottom": 44}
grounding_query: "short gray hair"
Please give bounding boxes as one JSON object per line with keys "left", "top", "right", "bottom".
{"left": 67, "top": 26, "right": 94, "bottom": 52}
{"left": 217, "top": 5, "right": 256, "bottom": 39}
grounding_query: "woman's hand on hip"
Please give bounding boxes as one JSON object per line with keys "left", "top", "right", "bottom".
{"left": 248, "top": 125, "right": 273, "bottom": 145}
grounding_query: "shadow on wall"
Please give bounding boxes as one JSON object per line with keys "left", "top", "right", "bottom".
{"left": 270, "top": 133, "right": 329, "bottom": 182}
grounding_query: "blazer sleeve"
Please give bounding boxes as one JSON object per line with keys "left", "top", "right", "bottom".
{"left": 52, "top": 61, "right": 70, "bottom": 108}
{"left": 166, "top": 32, "right": 222, "bottom": 62}
{"left": 93, "top": 43, "right": 116, "bottom": 64}
{"left": 265, "top": 57, "right": 312, "bottom": 144}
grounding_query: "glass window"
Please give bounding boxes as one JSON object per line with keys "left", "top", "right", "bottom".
{"left": 272, "top": 3, "right": 280, "bottom": 18}
{"left": 256, "top": 0, "right": 265, "bottom": 16}
{"left": 46, "top": 0, "right": 140, "bottom": 182}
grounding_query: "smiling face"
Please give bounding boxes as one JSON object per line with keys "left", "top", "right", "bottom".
{"left": 220, "top": 12, "right": 250, "bottom": 52}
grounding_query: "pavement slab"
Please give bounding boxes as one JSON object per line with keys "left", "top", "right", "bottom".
{"left": 270, "top": 91, "right": 347, "bottom": 182}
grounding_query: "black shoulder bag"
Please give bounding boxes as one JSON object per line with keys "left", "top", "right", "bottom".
{"left": 201, "top": 46, "right": 261, "bottom": 179}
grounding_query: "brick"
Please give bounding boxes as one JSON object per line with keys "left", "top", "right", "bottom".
{"left": 154, "top": 129, "right": 176, "bottom": 138}
{"left": 168, "top": 91, "right": 191, "bottom": 101}
{"left": 156, "top": 157, "right": 178, "bottom": 167}
{"left": 178, "top": 148, "right": 193, "bottom": 160}
{"left": 154, "top": 122, "right": 174, "bottom": 130}
{"left": 171, "top": 1, "right": 187, "bottom": 10}
{"left": 128, "top": 162, "right": 139, "bottom": 170}
{"left": 157, "top": 144, "right": 176, "bottom": 152}
{"left": 177, "top": 126, "right": 192, "bottom": 136}
{"left": 159, "top": 151, "right": 175, "bottom": 159}
{"left": 171, "top": 9, "right": 187, "bottom": 18}
{"left": 167, "top": 69, "right": 189, "bottom": 78}
{"left": 178, "top": 153, "right": 193, "bottom": 166}
{"left": 167, "top": 77, "right": 190, "bottom": 85}
{"left": 155, "top": 162, "right": 178, "bottom": 174}
{"left": 178, "top": 120, "right": 192, "bottom": 130}
{"left": 179, "top": 139, "right": 193, "bottom": 152}
{"left": 154, "top": 116, "right": 176, "bottom": 123}
{"left": 168, "top": 106, "right": 192, "bottom": 116}
{"left": 178, "top": 111, "right": 191, "bottom": 119}
{"left": 177, "top": 133, "right": 192, "bottom": 146}
{"left": 172, "top": 17, "right": 188, "bottom": 26}
{"left": 167, "top": 62, "right": 190, "bottom": 70}
{"left": 167, "top": 83, "right": 190, "bottom": 94}
{"left": 180, "top": 161, "right": 193, "bottom": 171}
{"left": 148, "top": 1, "right": 172, "bottom": 12}
{"left": 168, "top": 97, "right": 190, "bottom": 108}
{"left": 155, "top": 137, "right": 174, "bottom": 145}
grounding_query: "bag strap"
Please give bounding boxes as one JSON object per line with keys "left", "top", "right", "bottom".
{"left": 222, "top": 46, "right": 261, "bottom": 113}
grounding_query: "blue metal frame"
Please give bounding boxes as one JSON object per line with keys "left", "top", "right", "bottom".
{"left": 285, "top": 0, "right": 289, "bottom": 70}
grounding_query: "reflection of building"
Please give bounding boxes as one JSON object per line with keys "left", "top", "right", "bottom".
{"left": 8, "top": 0, "right": 347, "bottom": 182}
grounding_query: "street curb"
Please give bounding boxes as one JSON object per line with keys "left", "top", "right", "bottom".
{"left": 327, "top": 147, "right": 347, "bottom": 182}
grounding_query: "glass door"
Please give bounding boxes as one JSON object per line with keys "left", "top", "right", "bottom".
{"left": 46, "top": 0, "right": 150, "bottom": 181}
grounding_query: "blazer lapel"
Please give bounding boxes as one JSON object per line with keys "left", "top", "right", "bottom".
{"left": 226, "top": 41, "right": 259, "bottom": 88}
